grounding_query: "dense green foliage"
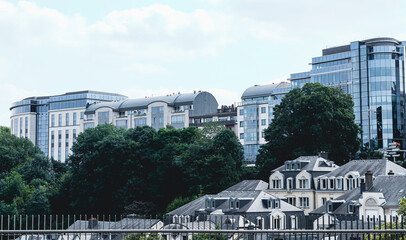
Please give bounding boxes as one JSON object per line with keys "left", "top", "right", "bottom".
{"left": 58, "top": 124, "right": 243, "bottom": 214}
{"left": 256, "top": 83, "right": 361, "bottom": 179}
{"left": 0, "top": 127, "right": 64, "bottom": 215}
{"left": 165, "top": 195, "right": 200, "bottom": 214}
{"left": 399, "top": 198, "right": 406, "bottom": 217}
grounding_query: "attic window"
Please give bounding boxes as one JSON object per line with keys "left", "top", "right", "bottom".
{"left": 230, "top": 199, "right": 235, "bottom": 209}
{"left": 235, "top": 199, "right": 240, "bottom": 209}
{"left": 274, "top": 200, "right": 280, "bottom": 208}
{"left": 327, "top": 203, "right": 333, "bottom": 213}
{"left": 211, "top": 199, "right": 215, "bottom": 208}
{"left": 348, "top": 204, "right": 355, "bottom": 214}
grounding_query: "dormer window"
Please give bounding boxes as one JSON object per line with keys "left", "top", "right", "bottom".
{"left": 274, "top": 199, "right": 280, "bottom": 208}
{"left": 327, "top": 203, "right": 333, "bottom": 213}
{"left": 299, "top": 177, "right": 309, "bottom": 189}
{"left": 235, "top": 199, "right": 240, "bottom": 209}
{"left": 272, "top": 178, "right": 282, "bottom": 189}
{"left": 320, "top": 179, "right": 327, "bottom": 189}
{"left": 287, "top": 178, "right": 293, "bottom": 190}
{"left": 211, "top": 199, "right": 215, "bottom": 208}
{"left": 348, "top": 204, "right": 355, "bottom": 214}
{"left": 230, "top": 199, "right": 235, "bottom": 209}
{"left": 329, "top": 178, "right": 335, "bottom": 189}
{"left": 336, "top": 178, "right": 343, "bottom": 189}
{"left": 286, "top": 163, "right": 291, "bottom": 170}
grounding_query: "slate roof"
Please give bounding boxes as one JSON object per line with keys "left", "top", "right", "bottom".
{"left": 168, "top": 190, "right": 302, "bottom": 216}
{"left": 272, "top": 156, "right": 338, "bottom": 173}
{"left": 241, "top": 82, "right": 291, "bottom": 99}
{"left": 319, "top": 159, "right": 406, "bottom": 178}
{"left": 310, "top": 175, "right": 406, "bottom": 215}
{"left": 67, "top": 218, "right": 160, "bottom": 230}
{"left": 224, "top": 180, "right": 268, "bottom": 191}
{"left": 162, "top": 221, "right": 216, "bottom": 230}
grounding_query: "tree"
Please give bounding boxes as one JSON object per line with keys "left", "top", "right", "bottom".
{"left": 399, "top": 197, "right": 406, "bottom": 217}
{"left": 256, "top": 83, "right": 361, "bottom": 179}
{"left": 165, "top": 195, "right": 200, "bottom": 214}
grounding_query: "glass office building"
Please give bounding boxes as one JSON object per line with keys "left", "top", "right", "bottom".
{"left": 10, "top": 91, "right": 127, "bottom": 161}
{"left": 290, "top": 37, "right": 406, "bottom": 149}
{"left": 238, "top": 82, "right": 292, "bottom": 162}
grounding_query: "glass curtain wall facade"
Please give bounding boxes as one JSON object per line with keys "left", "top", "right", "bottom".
{"left": 10, "top": 91, "right": 127, "bottom": 159}
{"left": 290, "top": 38, "right": 406, "bottom": 149}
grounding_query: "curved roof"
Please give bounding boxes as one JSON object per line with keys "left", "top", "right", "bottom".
{"left": 241, "top": 82, "right": 291, "bottom": 99}
{"left": 85, "top": 91, "right": 210, "bottom": 114}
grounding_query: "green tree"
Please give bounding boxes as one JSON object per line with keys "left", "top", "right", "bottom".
{"left": 25, "top": 187, "right": 51, "bottom": 215}
{"left": 256, "top": 83, "right": 361, "bottom": 179}
{"left": 165, "top": 195, "right": 200, "bottom": 214}
{"left": 399, "top": 197, "right": 406, "bottom": 217}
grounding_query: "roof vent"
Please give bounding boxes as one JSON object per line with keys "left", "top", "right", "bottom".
{"left": 388, "top": 170, "right": 395, "bottom": 175}
{"left": 254, "top": 85, "right": 259, "bottom": 87}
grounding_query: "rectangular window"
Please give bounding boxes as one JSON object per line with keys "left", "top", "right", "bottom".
{"left": 66, "top": 113, "right": 69, "bottom": 126}
{"left": 151, "top": 106, "right": 164, "bottom": 114}
{"left": 116, "top": 120, "right": 128, "bottom": 129}
{"left": 171, "top": 115, "right": 185, "bottom": 124}
{"left": 239, "top": 109, "right": 244, "bottom": 115}
{"left": 25, "top": 117, "right": 28, "bottom": 137}
{"left": 134, "top": 118, "right": 147, "bottom": 127}
{"left": 336, "top": 178, "right": 343, "bottom": 189}
{"left": 58, "top": 114, "right": 62, "bottom": 126}
{"left": 73, "top": 129, "right": 77, "bottom": 142}
{"left": 299, "top": 179, "right": 309, "bottom": 189}
{"left": 73, "top": 112, "right": 77, "bottom": 125}
{"left": 287, "top": 197, "right": 296, "bottom": 206}
{"left": 329, "top": 179, "right": 335, "bottom": 189}
{"left": 261, "top": 107, "right": 266, "bottom": 113}
{"left": 287, "top": 178, "right": 293, "bottom": 190}
{"left": 322, "top": 197, "right": 327, "bottom": 205}
{"left": 98, "top": 111, "right": 110, "bottom": 125}
{"left": 19, "top": 117, "right": 22, "bottom": 136}
{"left": 84, "top": 123, "right": 95, "bottom": 130}
{"left": 299, "top": 197, "right": 309, "bottom": 208}
{"left": 240, "top": 121, "right": 244, "bottom": 127}
{"left": 261, "top": 119, "right": 266, "bottom": 126}
{"left": 58, "top": 130, "right": 62, "bottom": 161}
{"left": 51, "top": 114, "right": 55, "bottom": 127}
{"left": 240, "top": 133, "right": 244, "bottom": 139}
{"left": 65, "top": 130, "right": 69, "bottom": 159}
{"left": 80, "top": 112, "right": 84, "bottom": 119}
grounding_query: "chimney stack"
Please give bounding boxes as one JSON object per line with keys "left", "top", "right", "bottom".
{"left": 88, "top": 218, "right": 98, "bottom": 229}
{"left": 388, "top": 170, "right": 395, "bottom": 175}
{"left": 319, "top": 151, "right": 329, "bottom": 160}
{"left": 365, "top": 170, "right": 373, "bottom": 190}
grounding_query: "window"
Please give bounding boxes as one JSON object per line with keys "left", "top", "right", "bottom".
{"left": 239, "top": 109, "right": 244, "bottom": 115}
{"left": 257, "top": 217, "right": 263, "bottom": 229}
{"left": 116, "top": 120, "right": 128, "bottom": 129}
{"left": 84, "top": 123, "right": 95, "bottom": 130}
{"left": 98, "top": 111, "right": 110, "bottom": 125}
{"left": 171, "top": 115, "right": 185, "bottom": 124}
{"left": 348, "top": 204, "right": 354, "bottom": 214}
{"left": 134, "top": 118, "right": 147, "bottom": 127}
{"left": 327, "top": 203, "right": 333, "bottom": 213}
{"left": 73, "top": 112, "right": 77, "bottom": 125}
{"left": 66, "top": 113, "right": 69, "bottom": 126}
{"left": 274, "top": 200, "right": 280, "bottom": 208}
{"left": 291, "top": 216, "right": 297, "bottom": 229}
{"left": 73, "top": 129, "right": 77, "bottom": 142}
{"left": 273, "top": 217, "right": 281, "bottom": 229}
{"left": 336, "top": 178, "right": 343, "bottom": 189}
{"left": 321, "top": 179, "right": 327, "bottom": 189}
{"left": 261, "top": 119, "right": 266, "bottom": 126}
{"left": 80, "top": 112, "right": 84, "bottom": 119}
{"left": 240, "top": 121, "right": 244, "bottom": 127}
{"left": 299, "top": 177, "right": 309, "bottom": 189}
{"left": 230, "top": 199, "right": 234, "bottom": 209}
{"left": 240, "top": 133, "right": 244, "bottom": 139}
{"left": 287, "top": 178, "right": 293, "bottom": 190}
{"left": 287, "top": 197, "right": 296, "bottom": 206}
{"left": 51, "top": 114, "right": 55, "bottom": 127}
{"left": 299, "top": 197, "right": 309, "bottom": 208}
{"left": 261, "top": 131, "right": 265, "bottom": 138}
{"left": 261, "top": 107, "right": 266, "bottom": 113}
{"left": 151, "top": 106, "right": 164, "bottom": 114}
{"left": 235, "top": 199, "right": 240, "bottom": 209}
{"left": 322, "top": 197, "right": 327, "bottom": 205}
{"left": 58, "top": 114, "right": 62, "bottom": 126}
{"left": 329, "top": 178, "right": 335, "bottom": 189}
{"left": 272, "top": 178, "right": 281, "bottom": 189}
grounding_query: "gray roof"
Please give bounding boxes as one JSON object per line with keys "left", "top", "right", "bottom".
{"left": 86, "top": 91, "right": 216, "bottom": 114}
{"left": 224, "top": 180, "right": 268, "bottom": 191}
{"left": 67, "top": 218, "right": 160, "bottom": 230}
{"left": 311, "top": 175, "right": 406, "bottom": 215}
{"left": 162, "top": 221, "right": 216, "bottom": 230}
{"left": 168, "top": 190, "right": 302, "bottom": 216}
{"left": 241, "top": 82, "right": 291, "bottom": 99}
{"left": 272, "top": 156, "right": 338, "bottom": 173}
{"left": 319, "top": 159, "right": 406, "bottom": 178}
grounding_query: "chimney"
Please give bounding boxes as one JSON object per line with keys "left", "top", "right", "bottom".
{"left": 319, "top": 151, "right": 329, "bottom": 160}
{"left": 365, "top": 170, "right": 373, "bottom": 190}
{"left": 360, "top": 182, "right": 366, "bottom": 194}
{"left": 88, "top": 218, "right": 98, "bottom": 229}
{"left": 388, "top": 170, "right": 395, "bottom": 175}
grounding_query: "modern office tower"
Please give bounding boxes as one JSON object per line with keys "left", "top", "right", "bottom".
{"left": 237, "top": 82, "right": 291, "bottom": 163}
{"left": 10, "top": 91, "right": 127, "bottom": 162}
{"left": 290, "top": 37, "right": 406, "bottom": 149}
{"left": 82, "top": 91, "right": 219, "bottom": 131}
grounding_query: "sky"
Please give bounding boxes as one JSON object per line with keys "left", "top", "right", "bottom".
{"left": 1, "top": 0, "right": 406, "bottom": 126}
